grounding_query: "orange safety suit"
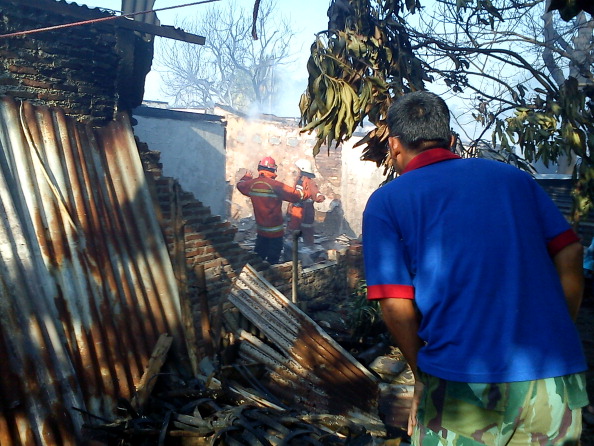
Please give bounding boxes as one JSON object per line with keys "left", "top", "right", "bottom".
{"left": 287, "top": 175, "right": 325, "bottom": 245}
{"left": 237, "top": 170, "right": 306, "bottom": 238}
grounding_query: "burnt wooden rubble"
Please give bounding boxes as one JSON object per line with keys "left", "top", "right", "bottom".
{"left": 82, "top": 265, "right": 414, "bottom": 445}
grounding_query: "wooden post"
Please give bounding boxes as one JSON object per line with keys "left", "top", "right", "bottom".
{"left": 292, "top": 230, "right": 301, "bottom": 304}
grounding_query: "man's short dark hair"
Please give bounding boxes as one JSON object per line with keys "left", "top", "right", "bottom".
{"left": 387, "top": 91, "right": 452, "bottom": 151}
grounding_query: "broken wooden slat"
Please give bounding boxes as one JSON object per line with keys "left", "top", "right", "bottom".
{"left": 132, "top": 333, "right": 173, "bottom": 411}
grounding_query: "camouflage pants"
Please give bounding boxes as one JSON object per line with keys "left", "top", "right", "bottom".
{"left": 412, "top": 371, "right": 589, "bottom": 445}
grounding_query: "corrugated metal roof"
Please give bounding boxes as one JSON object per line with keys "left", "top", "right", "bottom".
{"left": 6, "top": 0, "right": 115, "bottom": 19}
{"left": 122, "top": 0, "right": 160, "bottom": 26}
{"left": 0, "top": 97, "right": 188, "bottom": 445}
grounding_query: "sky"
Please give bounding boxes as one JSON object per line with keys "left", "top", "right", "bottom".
{"left": 73, "top": 0, "right": 330, "bottom": 117}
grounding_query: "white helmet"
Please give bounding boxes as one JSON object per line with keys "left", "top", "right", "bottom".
{"left": 295, "top": 159, "right": 313, "bottom": 175}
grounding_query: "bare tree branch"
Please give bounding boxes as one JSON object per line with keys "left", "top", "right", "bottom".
{"left": 157, "top": 0, "right": 295, "bottom": 112}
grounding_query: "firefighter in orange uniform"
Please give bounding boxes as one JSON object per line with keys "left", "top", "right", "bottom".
{"left": 287, "top": 159, "right": 326, "bottom": 246}
{"left": 237, "top": 156, "right": 308, "bottom": 264}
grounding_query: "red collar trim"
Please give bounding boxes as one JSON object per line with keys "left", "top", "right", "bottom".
{"left": 402, "top": 148, "right": 461, "bottom": 174}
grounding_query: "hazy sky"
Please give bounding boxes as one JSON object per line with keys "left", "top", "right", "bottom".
{"left": 73, "top": 0, "right": 330, "bottom": 116}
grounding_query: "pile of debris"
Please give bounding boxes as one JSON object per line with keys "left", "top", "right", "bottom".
{"left": 82, "top": 265, "right": 414, "bottom": 445}
{"left": 83, "top": 371, "right": 380, "bottom": 444}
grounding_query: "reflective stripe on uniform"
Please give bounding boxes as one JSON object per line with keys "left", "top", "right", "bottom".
{"left": 257, "top": 224, "right": 284, "bottom": 233}
{"left": 250, "top": 181, "right": 277, "bottom": 198}
{"left": 251, "top": 190, "right": 277, "bottom": 197}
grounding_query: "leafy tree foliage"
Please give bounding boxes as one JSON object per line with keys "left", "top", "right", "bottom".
{"left": 158, "top": 0, "right": 294, "bottom": 112}
{"left": 299, "top": 0, "right": 425, "bottom": 163}
{"left": 299, "top": 0, "right": 594, "bottom": 218}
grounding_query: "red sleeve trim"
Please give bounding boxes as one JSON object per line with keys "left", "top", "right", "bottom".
{"left": 367, "top": 284, "right": 415, "bottom": 300}
{"left": 547, "top": 228, "right": 580, "bottom": 256}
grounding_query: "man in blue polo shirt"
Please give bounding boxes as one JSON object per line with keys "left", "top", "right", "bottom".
{"left": 362, "top": 91, "right": 589, "bottom": 445}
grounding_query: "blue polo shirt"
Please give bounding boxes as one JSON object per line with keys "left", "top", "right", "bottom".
{"left": 363, "top": 149, "right": 587, "bottom": 383}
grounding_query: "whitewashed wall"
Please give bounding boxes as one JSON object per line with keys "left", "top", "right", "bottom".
{"left": 132, "top": 106, "right": 228, "bottom": 217}
{"left": 340, "top": 132, "right": 386, "bottom": 237}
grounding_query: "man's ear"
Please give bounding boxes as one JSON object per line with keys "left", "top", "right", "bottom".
{"left": 388, "top": 136, "right": 400, "bottom": 160}
{"left": 449, "top": 134, "right": 457, "bottom": 149}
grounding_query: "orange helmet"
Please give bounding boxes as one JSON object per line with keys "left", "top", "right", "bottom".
{"left": 258, "top": 156, "right": 277, "bottom": 172}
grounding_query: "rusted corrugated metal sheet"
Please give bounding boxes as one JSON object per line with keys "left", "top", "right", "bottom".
{"left": 0, "top": 97, "right": 187, "bottom": 445}
{"left": 228, "top": 264, "right": 381, "bottom": 420}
